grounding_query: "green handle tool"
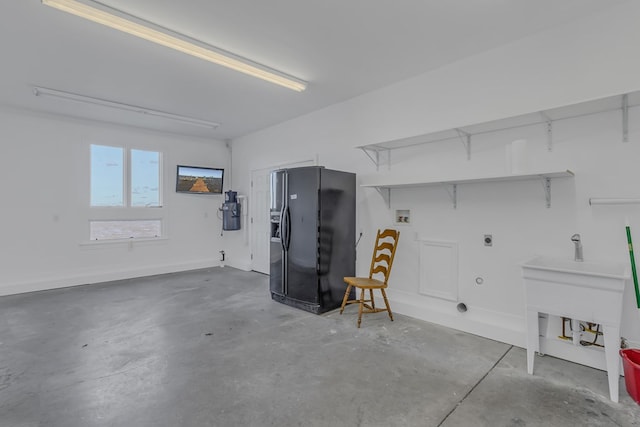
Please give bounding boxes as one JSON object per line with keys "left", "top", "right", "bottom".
{"left": 626, "top": 223, "right": 640, "bottom": 309}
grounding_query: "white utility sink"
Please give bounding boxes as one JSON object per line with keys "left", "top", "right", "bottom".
{"left": 522, "top": 256, "right": 629, "bottom": 402}
{"left": 523, "top": 255, "right": 628, "bottom": 282}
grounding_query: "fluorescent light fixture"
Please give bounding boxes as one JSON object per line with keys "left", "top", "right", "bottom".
{"left": 41, "top": 0, "right": 308, "bottom": 92}
{"left": 33, "top": 86, "right": 220, "bottom": 129}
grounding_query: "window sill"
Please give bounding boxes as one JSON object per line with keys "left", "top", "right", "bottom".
{"left": 79, "top": 236, "right": 168, "bottom": 247}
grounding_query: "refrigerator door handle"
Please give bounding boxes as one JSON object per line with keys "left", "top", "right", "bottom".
{"left": 281, "top": 171, "right": 288, "bottom": 252}
{"left": 284, "top": 206, "right": 292, "bottom": 251}
{"left": 282, "top": 171, "right": 288, "bottom": 295}
{"left": 279, "top": 205, "right": 286, "bottom": 252}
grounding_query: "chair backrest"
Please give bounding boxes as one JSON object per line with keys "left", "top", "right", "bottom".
{"left": 368, "top": 229, "right": 400, "bottom": 284}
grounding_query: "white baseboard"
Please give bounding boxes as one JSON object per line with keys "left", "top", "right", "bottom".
{"left": 227, "top": 259, "right": 252, "bottom": 271}
{"left": 389, "top": 289, "right": 526, "bottom": 347}
{"left": 390, "top": 290, "right": 614, "bottom": 373}
{"left": 0, "top": 259, "right": 221, "bottom": 297}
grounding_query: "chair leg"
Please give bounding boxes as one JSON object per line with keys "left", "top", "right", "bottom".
{"left": 340, "top": 284, "right": 352, "bottom": 314}
{"left": 380, "top": 288, "right": 393, "bottom": 321}
{"left": 369, "top": 289, "right": 375, "bottom": 310}
{"left": 357, "top": 288, "right": 366, "bottom": 328}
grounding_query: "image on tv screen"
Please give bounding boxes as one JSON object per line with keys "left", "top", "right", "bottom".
{"left": 176, "top": 165, "right": 224, "bottom": 194}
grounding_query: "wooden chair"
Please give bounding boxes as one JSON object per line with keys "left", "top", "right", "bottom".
{"left": 340, "top": 229, "right": 400, "bottom": 327}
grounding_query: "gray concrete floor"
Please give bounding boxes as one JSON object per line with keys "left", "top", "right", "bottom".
{"left": 1, "top": 268, "right": 639, "bottom": 427}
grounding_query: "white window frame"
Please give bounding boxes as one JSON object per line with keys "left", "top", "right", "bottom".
{"left": 88, "top": 144, "right": 165, "bottom": 242}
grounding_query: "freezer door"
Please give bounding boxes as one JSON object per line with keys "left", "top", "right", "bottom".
{"left": 269, "top": 240, "right": 284, "bottom": 296}
{"left": 270, "top": 169, "right": 286, "bottom": 213}
{"left": 285, "top": 167, "right": 320, "bottom": 303}
{"left": 269, "top": 170, "right": 287, "bottom": 296}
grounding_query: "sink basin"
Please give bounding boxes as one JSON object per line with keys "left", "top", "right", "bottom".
{"left": 522, "top": 255, "right": 628, "bottom": 326}
{"left": 522, "top": 255, "right": 629, "bottom": 280}
{"left": 522, "top": 255, "right": 629, "bottom": 402}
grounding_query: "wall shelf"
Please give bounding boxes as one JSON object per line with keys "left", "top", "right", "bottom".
{"left": 361, "top": 169, "right": 574, "bottom": 209}
{"left": 358, "top": 91, "right": 639, "bottom": 170}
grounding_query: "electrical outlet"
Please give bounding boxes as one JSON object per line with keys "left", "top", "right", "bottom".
{"left": 484, "top": 234, "right": 493, "bottom": 246}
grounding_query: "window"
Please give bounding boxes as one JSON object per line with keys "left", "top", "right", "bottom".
{"left": 89, "top": 220, "right": 162, "bottom": 240}
{"left": 89, "top": 144, "right": 163, "bottom": 241}
{"left": 90, "top": 144, "right": 124, "bottom": 206}
{"left": 91, "top": 145, "right": 160, "bottom": 207}
{"left": 131, "top": 149, "right": 161, "bottom": 207}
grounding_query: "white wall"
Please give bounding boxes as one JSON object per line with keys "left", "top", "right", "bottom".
{"left": 0, "top": 108, "right": 229, "bottom": 295}
{"left": 227, "top": 1, "right": 640, "bottom": 359}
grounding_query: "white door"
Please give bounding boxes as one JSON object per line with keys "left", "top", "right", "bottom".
{"left": 250, "top": 160, "right": 315, "bottom": 274}
{"left": 250, "top": 167, "right": 271, "bottom": 274}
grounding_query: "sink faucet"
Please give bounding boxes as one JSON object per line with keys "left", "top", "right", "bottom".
{"left": 571, "top": 234, "right": 583, "bottom": 262}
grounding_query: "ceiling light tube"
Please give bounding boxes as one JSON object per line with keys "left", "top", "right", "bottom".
{"left": 42, "top": 0, "right": 307, "bottom": 92}
{"left": 33, "top": 86, "right": 220, "bottom": 129}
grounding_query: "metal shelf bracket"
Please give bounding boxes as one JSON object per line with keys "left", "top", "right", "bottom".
{"left": 360, "top": 147, "right": 391, "bottom": 171}
{"left": 455, "top": 129, "right": 471, "bottom": 160}
{"left": 540, "top": 111, "right": 553, "bottom": 152}
{"left": 445, "top": 184, "right": 458, "bottom": 209}
{"left": 374, "top": 187, "right": 391, "bottom": 208}
{"left": 542, "top": 177, "right": 552, "bottom": 208}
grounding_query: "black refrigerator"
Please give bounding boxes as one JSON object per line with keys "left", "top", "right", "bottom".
{"left": 270, "top": 166, "right": 356, "bottom": 314}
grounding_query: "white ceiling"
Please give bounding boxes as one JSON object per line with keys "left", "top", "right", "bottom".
{"left": 0, "top": 1, "right": 630, "bottom": 140}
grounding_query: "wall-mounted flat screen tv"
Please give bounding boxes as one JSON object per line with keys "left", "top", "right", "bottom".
{"left": 176, "top": 165, "right": 224, "bottom": 194}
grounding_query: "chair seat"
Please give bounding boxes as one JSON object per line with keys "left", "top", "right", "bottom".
{"left": 343, "top": 277, "right": 387, "bottom": 289}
